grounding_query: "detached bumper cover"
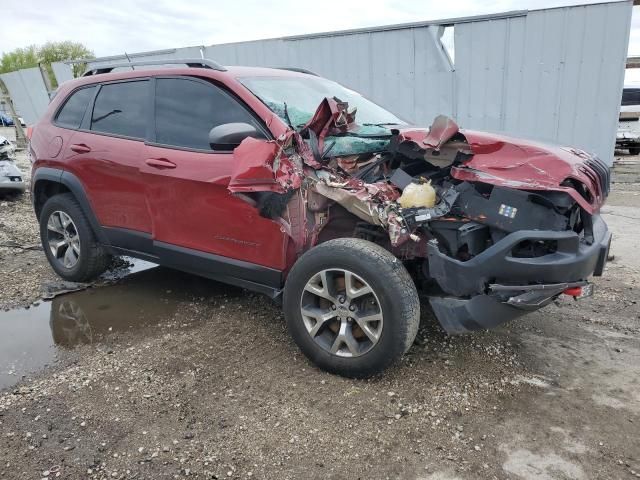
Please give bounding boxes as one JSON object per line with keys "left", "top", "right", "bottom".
{"left": 429, "top": 295, "right": 530, "bottom": 334}
{"left": 428, "top": 215, "right": 611, "bottom": 334}
{"left": 0, "top": 161, "right": 26, "bottom": 192}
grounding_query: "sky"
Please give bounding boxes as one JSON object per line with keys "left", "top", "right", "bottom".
{"left": 4, "top": 0, "right": 640, "bottom": 81}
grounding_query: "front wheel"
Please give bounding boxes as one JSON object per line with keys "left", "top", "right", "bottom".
{"left": 283, "top": 238, "right": 420, "bottom": 378}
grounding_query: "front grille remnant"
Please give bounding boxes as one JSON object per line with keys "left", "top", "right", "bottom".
{"left": 584, "top": 156, "right": 611, "bottom": 198}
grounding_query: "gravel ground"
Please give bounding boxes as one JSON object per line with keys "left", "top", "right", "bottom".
{"left": 0, "top": 136, "right": 60, "bottom": 310}
{"left": 0, "top": 135, "right": 638, "bottom": 479}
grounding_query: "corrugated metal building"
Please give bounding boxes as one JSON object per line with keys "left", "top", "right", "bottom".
{"left": 0, "top": 67, "right": 50, "bottom": 125}
{"left": 8, "top": 1, "right": 635, "bottom": 165}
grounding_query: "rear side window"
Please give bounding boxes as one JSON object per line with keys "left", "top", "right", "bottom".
{"left": 55, "top": 86, "right": 95, "bottom": 129}
{"left": 154, "top": 78, "right": 262, "bottom": 150}
{"left": 91, "top": 81, "right": 148, "bottom": 138}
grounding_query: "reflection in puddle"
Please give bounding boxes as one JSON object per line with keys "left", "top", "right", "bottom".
{"left": 0, "top": 264, "right": 240, "bottom": 390}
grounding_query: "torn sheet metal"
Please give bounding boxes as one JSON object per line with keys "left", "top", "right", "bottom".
{"left": 312, "top": 170, "right": 399, "bottom": 223}
{"left": 228, "top": 134, "right": 305, "bottom": 193}
{"left": 227, "top": 99, "right": 608, "bottom": 257}
{"left": 388, "top": 117, "right": 472, "bottom": 168}
{"left": 301, "top": 97, "right": 357, "bottom": 144}
{"left": 422, "top": 115, "right": 461, "bottom": 150}
{"left": 0, "top": 135, "right": 16, "bottom": 160}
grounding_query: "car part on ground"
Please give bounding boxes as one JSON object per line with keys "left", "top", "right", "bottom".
{"left": 0, "top": 160, "right": 25, "bottom": 193}
{"left": 0, "top": 135, "right": 25, "bottom": 194}
{"left": 28, "top": 63, "right": 611, "bottom": 377}
{"left": 0, "top": 135, "right": 16, "bottom": 159}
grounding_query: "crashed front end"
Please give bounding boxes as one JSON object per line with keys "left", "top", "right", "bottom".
{"left": 0, "top": 135, "right": 25, "bottom": 193}
{"left": 228, "top": 98, "right": 612, "bottom": 334}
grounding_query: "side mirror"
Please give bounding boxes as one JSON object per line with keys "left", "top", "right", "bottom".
{"left": 208, "top": 122, "right": 262, "bottom": 150}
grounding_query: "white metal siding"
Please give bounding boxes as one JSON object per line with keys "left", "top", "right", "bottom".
{"left": 453, "top": 2, "right": 632, "bottom": 162}
{"left": 51, "top": 62, "right": 74, "bottom": 84}
{"left": 195, "top": 26, "right": 456, "bottom": 126}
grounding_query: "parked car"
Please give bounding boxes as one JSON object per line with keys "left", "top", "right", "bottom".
{"left": 0, "top": 135, "right": 25, "bottom": 194}
{"left": 617, "top": 86, "right": 640, "bottom": 154}
{"left": 28, "top": 59, "right": 611, "bottom": 377}
{"left": 0, "top": 112, "right": 26, "bottom": 127}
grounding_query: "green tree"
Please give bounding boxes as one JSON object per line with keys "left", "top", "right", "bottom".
{"left": 0, "top": 45, "right": 39, "bottom": 72}
{"left": 0, "top": 41, "right": 94, "bottom": 88}
{"left": 39, "top": 41, "right": 95, "bottom": 83}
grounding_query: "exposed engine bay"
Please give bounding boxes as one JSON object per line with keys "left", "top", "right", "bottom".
{"left": 227, "top": 97, "right": 611, "bottom": 331}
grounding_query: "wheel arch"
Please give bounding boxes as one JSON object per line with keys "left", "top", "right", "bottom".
{"left": 32, "top": 167, "right": 109, "bottom": 244}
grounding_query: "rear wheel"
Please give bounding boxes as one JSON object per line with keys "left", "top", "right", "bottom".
{"left": 284, "top": 238, "right": 419, "bottom": 378}
{"left": 39, "top": 193, "right": 111, "bottom": 282}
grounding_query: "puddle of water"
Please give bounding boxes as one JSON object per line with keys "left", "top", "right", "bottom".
{"left": 0, "top": 261, "right": 241, "bottom": 390}
{"left": 0, "top": 303, "right": 58, "bottom": 390}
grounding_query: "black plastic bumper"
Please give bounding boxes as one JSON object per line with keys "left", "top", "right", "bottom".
{"left": 427, "top": 215, "right": 611, "bottom": 334}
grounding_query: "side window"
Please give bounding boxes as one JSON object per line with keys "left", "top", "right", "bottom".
{"left": 55, "top": 86, "right": 96, "bottom": 129}
{"left": 91, "top": 81, "right": 148, "bottom": 138}
{"left": 154, "top": 78, "right": 262, "bottom": 150}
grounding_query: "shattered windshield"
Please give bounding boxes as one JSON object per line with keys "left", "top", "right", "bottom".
{"left": 239, "top": 75, "right": 406, "bottom": 131}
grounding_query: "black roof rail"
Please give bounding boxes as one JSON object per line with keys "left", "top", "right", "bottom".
{"left": 275, "top": 67, "right": 319, "bottom": 76}
{"left": 82, "top": 58, "right": 227, "bottom": 77}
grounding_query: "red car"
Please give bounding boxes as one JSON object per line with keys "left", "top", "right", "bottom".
{"left": 29, "top": 59, "right": 611, "bottom": 377}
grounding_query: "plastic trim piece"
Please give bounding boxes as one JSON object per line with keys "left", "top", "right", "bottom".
{"left": 427, "top": 215, "right": 611, "bottom": 297}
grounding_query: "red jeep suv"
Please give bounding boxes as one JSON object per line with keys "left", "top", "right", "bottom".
{"left": 29, "top": 59, "right": 611, "bottom": 377}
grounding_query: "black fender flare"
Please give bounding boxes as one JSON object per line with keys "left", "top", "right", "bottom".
{"left": 32, "top": 167, "right": 109, "bottom": 245}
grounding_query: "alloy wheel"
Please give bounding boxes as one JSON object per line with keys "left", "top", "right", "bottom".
{"left": 46, "top": 210, "right": 81, "bottom": 269}
{"left": 300, "top": 269, "right": 383, "bottom": 357}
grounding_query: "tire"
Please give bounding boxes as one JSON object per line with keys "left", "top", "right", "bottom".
{"left": 630, "top": 147, "right": 640, "bottom": 156}
{"left": 39, "top": 193, "right": 111, "bottom": 282}
{"left": 283, "top": 238, "right": 420, "bottom": 378}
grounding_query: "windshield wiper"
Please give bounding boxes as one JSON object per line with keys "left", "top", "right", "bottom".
{"left": 330, "top": 131, "right": 393, "bottom": 139}
{"left": 283, "top": 102, "right": 294, "bottom": 129}
{"left": 362, "top": 122, "right": 401, "bottom": 127}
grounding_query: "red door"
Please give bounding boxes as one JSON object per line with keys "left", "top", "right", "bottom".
{"left": 65, "top": 131, "right": 150, "bottom": 232}
{"left": 64, "top": 80, "right": 152, "bottom": 233}
{"left": 141, "top": 76, "right": 288, "bottom": 270}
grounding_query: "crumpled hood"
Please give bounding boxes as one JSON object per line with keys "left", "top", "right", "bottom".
{"left": 393, "top": 121, "right": 609, "bottom": 214}
{"left": 454, "top": 130, "right": 609, "bottom": 213}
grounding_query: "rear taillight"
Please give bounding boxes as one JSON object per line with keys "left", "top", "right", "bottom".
{"left": 563, "top": 287, "right": 582, "bottom": 296}
{"left": 26, "top": 126, "right": 33, "bottom": 140}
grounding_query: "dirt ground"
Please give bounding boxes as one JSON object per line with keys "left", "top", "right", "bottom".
{"left": 0, "top": 129, "right": 639, "bottom": 479}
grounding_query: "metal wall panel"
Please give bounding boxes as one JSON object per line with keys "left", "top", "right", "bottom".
{"left": 51, "top": 62, "right": 74, "bottom": 85}
{"left": 201, "top": 25, "right": 455, "bottom": 125}
{"left": 0, "top": 67, "right": 50, "bottom": 125}
{"left": 454, "top": 1, "right": 632, "bottom": 163}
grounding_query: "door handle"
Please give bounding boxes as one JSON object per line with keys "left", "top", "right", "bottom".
{"left": 145, "top": 158, "right": 176, "bottom": 169}
{"left": 70, "top": 143, "right": 91, "bottom": 154}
